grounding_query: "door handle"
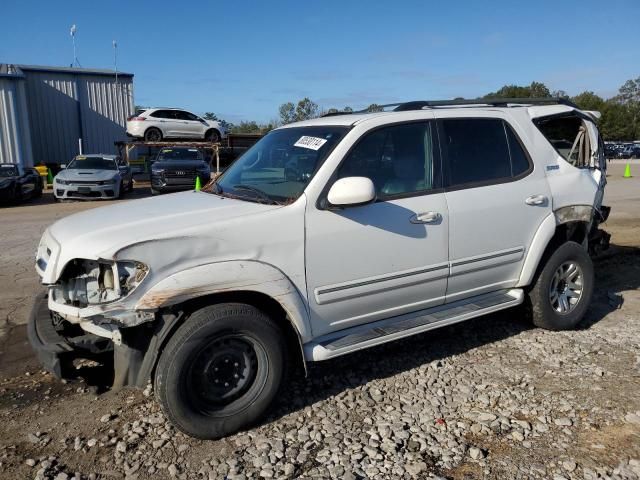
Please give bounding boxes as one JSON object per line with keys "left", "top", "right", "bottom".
{"left": 525, "top": 194, "right": 547, "bottom": 206}
{"left": 410, "top": 212, "right": 441, "bottom": 224}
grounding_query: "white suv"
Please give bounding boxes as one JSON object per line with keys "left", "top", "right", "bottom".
{"left": 126, "top": 108, "right": 226, "bottom": 142}
{"left": 30, "top": 98, "right": 609, "bottom": 439}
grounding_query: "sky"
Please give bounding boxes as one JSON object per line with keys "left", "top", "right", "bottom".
{"left": 2, "top": 0, "right": 639, "bottom": 124}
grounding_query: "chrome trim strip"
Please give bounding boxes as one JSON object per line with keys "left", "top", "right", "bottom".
{"left": 450, "top": 247, "right": 524, "bottom": 268}
{"left": 317, "top": 264, "right": 449, "bottom": 296}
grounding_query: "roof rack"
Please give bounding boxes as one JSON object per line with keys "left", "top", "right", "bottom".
{"left": 392, "top": 97, "right": 579, "bottom": 110}
{"left": 321, "top": 97, "right": 578, "bottom": 117}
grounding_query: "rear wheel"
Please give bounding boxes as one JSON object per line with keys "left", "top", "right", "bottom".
{"left": 526, "top": 241, "right": 594, "bottom": 330}
{"left": 154, "top": 303, "right": 286, "bottom": 439}
{"left": 144, "top": 128, "right": 162, "bottom": 142}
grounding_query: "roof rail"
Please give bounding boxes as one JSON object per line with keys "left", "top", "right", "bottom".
{"left": 392, "top": 97, "right": 579, "bottom": 110}
{"left": 321, "top": 97, "right": 579, "bottom": 117}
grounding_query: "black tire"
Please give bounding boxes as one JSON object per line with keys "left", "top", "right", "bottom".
{"left": 118, "top": 180, "right": 125, "bottom": 199}
{"left": 144, "top": 128, "right": 162, "bottom": 142}
{"left": 527, "top": 241, "right": 594, "bottom": 330}
{"left": 205, "top": 129, "right": 221, "bottom": 143}
{"left": 150, "top": 187, "right": 161, "bottom": 196}
{"left": 154, "top": 303, "right": 286, "bottom": 439}
{"left": 128, "top": 178, "right": 134, "bottom": 192}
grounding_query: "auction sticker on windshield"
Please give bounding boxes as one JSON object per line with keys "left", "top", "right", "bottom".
{"left": 294, "top": 136, "right": 328, "bottom": 151}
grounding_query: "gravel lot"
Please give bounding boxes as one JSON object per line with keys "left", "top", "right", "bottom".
{"left": 0, "top": 163, "right": 639, "bottom": 480}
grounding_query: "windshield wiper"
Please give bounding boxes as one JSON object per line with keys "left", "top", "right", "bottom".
{"left": 232, "top": 184, "right": 281, "bottom": 205}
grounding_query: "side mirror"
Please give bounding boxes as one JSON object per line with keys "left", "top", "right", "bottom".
{"left": 327, "top": 177, "right": 376, "bottom": 207}
{"left": 60, "top": 164, "right": 66, "bottom": 169}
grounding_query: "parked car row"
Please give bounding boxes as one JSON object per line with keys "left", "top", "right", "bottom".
{"left": 605, "top": 142, "right": 640, "bottom": 159}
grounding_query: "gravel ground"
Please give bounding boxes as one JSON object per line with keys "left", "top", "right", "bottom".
{"left": 0, "top": 164, "right": 639, "bottom": 479}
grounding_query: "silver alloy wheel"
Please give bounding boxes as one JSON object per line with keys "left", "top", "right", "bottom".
{"left": 549, "top": 261, "right": 584, "bottom": 314}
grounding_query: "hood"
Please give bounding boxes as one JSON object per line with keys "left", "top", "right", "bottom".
{"left": 152, "top": 159, "right": 208, "bottom": 170}
{"left": 57, "top": 169, "right": 119, "bottom": 182}
{"left": 46, "top": 192, "right": 280, "bottom": 276}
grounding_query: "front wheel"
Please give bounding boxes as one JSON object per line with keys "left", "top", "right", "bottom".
{"left": 205, "top": 129, "right": 221, "bottom": 143}
{"left": 526, "top": 241, "right": 594, "bottom": 330}
{"left": 154, "top": 303, "right": 286, "bottom": 439}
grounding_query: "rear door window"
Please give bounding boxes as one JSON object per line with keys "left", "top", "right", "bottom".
{"left": 440, "top": 118, "right": 530, "bottom": 188}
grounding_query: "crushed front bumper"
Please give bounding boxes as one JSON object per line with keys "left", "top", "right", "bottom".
{"left": 27, "top": 293, "right": 114, "bottom": 380}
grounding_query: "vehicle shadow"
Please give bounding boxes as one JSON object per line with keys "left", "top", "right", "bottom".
{"left": 264, "top": 243, "right": 640, "bottom": 425}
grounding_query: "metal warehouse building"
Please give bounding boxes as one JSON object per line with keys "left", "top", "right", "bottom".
{"left": 0, "top": 64, "right": 134, "bottom": 167}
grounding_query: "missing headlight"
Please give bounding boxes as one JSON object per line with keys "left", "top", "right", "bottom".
{"left": 53, "top": 259, "right": 149, "bottom": 307}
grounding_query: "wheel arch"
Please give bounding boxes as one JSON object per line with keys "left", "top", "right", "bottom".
{"left": 517, "top": 209, "right": 591, "bottom": 287}
{"left": 122, "top": 260, "right": 310, "bottom": 387}
{"left": 205, "top": 127, "right": 221, "bottom": 140}
{"left": 144, "top": 126, "right": 163, "bottom": 139}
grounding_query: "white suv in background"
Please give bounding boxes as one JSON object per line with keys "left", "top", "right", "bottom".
{"left": 31, "top": 98, "right": 609, "bottom": 440}
{"left": 126, "top": 108, "right": 226, "bottom": 142}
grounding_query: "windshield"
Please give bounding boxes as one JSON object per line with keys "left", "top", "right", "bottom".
{"left": 0, "top": 165, "right": 19, "bottom": 177}
{"left": 67, "top": 156, "right": 117, "bottom": 170}
{"left": 156, "top": 148, "right": 203, "bottom": 161}
{"left": 214, "top": 126, "right": 348, "bottom": 203}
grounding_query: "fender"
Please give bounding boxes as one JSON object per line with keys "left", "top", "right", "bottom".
{"left": 135, "top": 260, "right": 312, "bottom": 342}
{"left": 516, "top": 213, "right": 556, "bottom": 287}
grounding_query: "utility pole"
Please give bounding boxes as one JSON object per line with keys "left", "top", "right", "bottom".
{"left": 70, "top": 24, "right": 81, "bottom": 67}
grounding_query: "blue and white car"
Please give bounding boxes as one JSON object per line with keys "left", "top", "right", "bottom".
{"left": 54, "top": 154, "right": 133, "bottom": 200}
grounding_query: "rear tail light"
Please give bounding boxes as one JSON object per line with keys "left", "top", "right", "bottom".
{"left": 128, "top": 116, "right": 146, "bottom": 121}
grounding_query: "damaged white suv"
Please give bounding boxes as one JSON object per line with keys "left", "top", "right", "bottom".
{"left": 30, "top": 98, "right": 610, "bottom": 439}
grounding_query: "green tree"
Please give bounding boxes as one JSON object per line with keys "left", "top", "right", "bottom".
{"left": 599, "top": 102, "right": 635, "bottom": 141}
{"left": 343, "top": 106, "right": 353, "bottom": 112}
{"left": 278, "top": 102, "right": 296, "bottom": 124}
{"left": 203, "top": 112, "right": 218, "bottom": 121}
{"left": 366, "top": 103, "right": 383, "bottom": 112}
{"left": 571, "top": 91, "right": 605, "bottom": 111}
{"left": 295, "top": 97, "right": 319, "bottom": 121}
{"left": 484, "top": 81, "right": 551, "bottom": 99}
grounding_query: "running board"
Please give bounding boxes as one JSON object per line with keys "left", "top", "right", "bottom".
{"left": 304, "top": 289, "right": 524, "bottom": 361}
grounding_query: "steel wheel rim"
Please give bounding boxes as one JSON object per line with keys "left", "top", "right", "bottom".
{"left": 549, "top": 261, "right": 584, "bottom": 314}
{"left": 187, "top": 334, "right": 267, "bottom": 416}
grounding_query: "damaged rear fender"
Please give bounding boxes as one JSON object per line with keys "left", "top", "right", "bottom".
{"left": 136, "top": 260, "right": 312, "bottom": 341}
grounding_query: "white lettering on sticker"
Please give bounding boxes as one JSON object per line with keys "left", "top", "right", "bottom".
{"left": 294, "top": 136, "right": 327, "bottom": 151}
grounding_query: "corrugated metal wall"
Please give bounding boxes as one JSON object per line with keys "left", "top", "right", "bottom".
{"left": 80, "top": 76, "right": 134, "bottom": 155}
{"left": 23, "top": 71, "right": 133, "bottom": 165}
{"left": 0, "top": 76, "right": 34, "bottom": 166}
